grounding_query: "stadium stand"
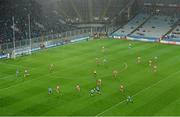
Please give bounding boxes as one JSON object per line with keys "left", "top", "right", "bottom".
{"left": 144, "top": 0, "right": 180, "bottom": 4}
{"left": 164, "top": 23, "right": 180, "bottom": 42}
{"left": 0, "top": 0, "right": 128, "bottom": 45}
{"left": 0, "top": 0, "right": 180, "bottom": 51}
{"left": 131, "top": 15, "right": 179, "bottom": 39}
{"left": 41, "top": 0, "right": 126, "bottom": 24}
{"left": 0, "top": 0, "right": 76, "bottom": 44}
{"left": 113, "top": 13, "right": 150, "bottom": 36}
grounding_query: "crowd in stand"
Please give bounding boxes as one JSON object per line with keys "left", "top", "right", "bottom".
{"left": 0, "top": 0, "right": 129, "bottom": 45}
{"left": 0, "top": 0, "right": 75, "bottom": 44}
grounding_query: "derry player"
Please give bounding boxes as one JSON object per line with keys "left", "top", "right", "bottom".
{"left": 76, "top": 84, "right": 81, "bottom": 93}
{"left": 96, "top": 79, "right": 102, "bottom": 86}
{"left": 154, "top": 56, "right": 158, "bottom": 64}
{"left": 93, "top": 70, "right": 97, "bottom": 77}
{"left": 119, "top": 85, "right": 124, "bottom": 93}
{"left": 153, "top": 65, "right": 157, "bottom": 72}
{"left": 154, "top": 56, "right": 158, "bottom": 60}
{"left": 49, "top": 64, "right": 54, "bottom": 73}
{"left": 137, "top": 56, "right": 141, "bottom": 64}
{"left": 113, "top": 69, "right": 118, "bottom": 78}
{"left": 102, "top": 46, "right": 105, "bottom": 53}
{"left": 96, "top": 57, "right": 100, "bottom": 66}
{"left": 149, "top": 59, "right": 152, "bottom": 66}
{"left": 24, "top": 68, "right": 30, "bottom": 78}
{"left": 129, "top": 43, "right": 132, "bottom": 49}
{"left": 56, "top": 85, "right": 60, "bottom": 94}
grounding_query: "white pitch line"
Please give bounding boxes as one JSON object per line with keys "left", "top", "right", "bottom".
{"left": 0, "top": 62, "right": 24, "bottom": 68}
{"left": 95, "top": 70, "right": 180, "bottom": 116}
{"left": 120, "top": 62, "right": 128, "bottom": 72}
{"left": 0, "top": 75, "right": 15, "bottom": 80}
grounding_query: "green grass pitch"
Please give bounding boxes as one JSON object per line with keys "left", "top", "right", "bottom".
{"left": 0, "top": 39, "right": 180, "bottom": 116}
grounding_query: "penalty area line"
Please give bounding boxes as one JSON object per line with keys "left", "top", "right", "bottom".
{"left": 95, "top": 70, "right": 180, "bottom": 116}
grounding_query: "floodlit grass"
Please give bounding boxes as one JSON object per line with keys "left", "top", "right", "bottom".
{"left": 0, "top": 39, "right": 180, "bottom": 116}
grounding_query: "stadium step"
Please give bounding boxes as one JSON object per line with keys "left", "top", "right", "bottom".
{"left": 163, "top": 19, "right": 180, "bottom": 39}
{"left": 128, "top": 14, "right": 153, "bottom": 36}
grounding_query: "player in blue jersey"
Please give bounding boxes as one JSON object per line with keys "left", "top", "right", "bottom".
{"left": 89, "top": 88, "right": 95, "bottom": 96}
{"left": 126, "top": 96, "right": 133, "bottom": 104}
{"left": 95, "top": 86, "right": 101, "bottom": 94}
{"left": 103, "top": 58, "right": 107, "bottom": 65}
{"left": 16, "top": 68, "right": 19, "bottom": 77}
{"left": 48, "top": 87, "right": 53, "bottom": 95}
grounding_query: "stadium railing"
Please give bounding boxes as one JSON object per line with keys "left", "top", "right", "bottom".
{"left": 0, "top": 27, "right": 109, "bottom": 59}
